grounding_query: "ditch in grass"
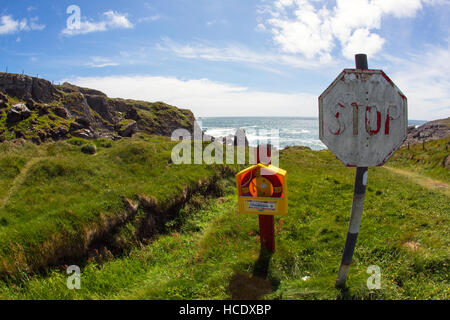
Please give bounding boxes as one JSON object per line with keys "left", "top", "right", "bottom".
{"left": 0, "top": 140, "right": 447, "bottom": 300}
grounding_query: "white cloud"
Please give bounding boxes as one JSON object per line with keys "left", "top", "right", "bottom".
{"left": 103, "top": 11, "right": 133, "bottom": 28}
{"left": 0, "top": 15, "right": 45, "bottom": 34}
{"left": 63, "top": 41, "right": 450, "bottom": 120}
{"left": 267, "top": 1, "right": 334, "bottom": 61}
{"left": 387, "top": 43, "right": 450, "bottom": 120}
{"left": 86, "top": 56, "right": 120, "bottom": 68}
{"left": 0, "top": 16, "right": 19, "bottom": 34}
{"left": 19, "top": 19, "right": 28, "bottom": 31}
{"left": 341, "top": 28, "right": 385, "bottom": 58}
{"left": 29, "top": 17, "right": 45, "bottom": 31}
{"left": 63, "top": 75, "right": 318, "bottom": 117}
{"left": 61, "top": 11, "right": 133, "bottom": 36}
{"left": 255, "top": 23, "right": 266, "bottom": 31}
{"left": 157, "top": 37, "right": 338, "bottom": 69}
{"left": 262, "top": 0, "right": 438, "bottom": 61}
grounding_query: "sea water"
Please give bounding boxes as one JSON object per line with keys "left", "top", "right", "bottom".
{"left": 198, "top": 117, "right": 426, "bottom": 150}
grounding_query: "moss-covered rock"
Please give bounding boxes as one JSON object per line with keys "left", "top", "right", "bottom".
{"left": 0, "top": 73, "right": 198, "bottom": 143}
{"left": 81, "top": 144, "right": 97, "bottom": 155}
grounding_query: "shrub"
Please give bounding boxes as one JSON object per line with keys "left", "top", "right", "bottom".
{"left": 81, "top": 144, "right": 97, "bottom": 155}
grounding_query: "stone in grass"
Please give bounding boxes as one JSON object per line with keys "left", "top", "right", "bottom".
{"left": 6, "top": 103, "right": 31, "bottom": 123}
{"left": 119, "top": 120, "right": 138, "bottom": 137}
{"left": 81, "top": 144, "right": 97, "bottom": 155}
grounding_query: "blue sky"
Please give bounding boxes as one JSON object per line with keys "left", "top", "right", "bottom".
{"left": 0, "top": 0, "right": 449, "bottom": 120}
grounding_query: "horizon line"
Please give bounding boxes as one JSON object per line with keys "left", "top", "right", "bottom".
{"left": 196, "top": 116, "right": 428, "bottom": 122}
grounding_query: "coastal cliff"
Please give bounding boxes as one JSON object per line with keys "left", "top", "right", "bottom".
{"left": 405, "top": 117, "right": 450, "bottom": 145}
{"left": 0, "top": 73, "right": 197, "bottom": 143}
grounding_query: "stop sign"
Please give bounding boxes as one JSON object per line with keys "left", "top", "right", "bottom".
{"left": 319, "top": 69, "right": 407, "bottom": 167}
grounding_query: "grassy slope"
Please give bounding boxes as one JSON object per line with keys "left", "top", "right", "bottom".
{"left": 1, "top": 87, "right": 196, "bottom": 143}
{"left": 0, "top": 135, "right": 234, "bottom": 278}
{"left": 388, "top": 137, "right": 449, "bottom": 183}
{"left": 0, "top": 139, "right": 448, "bottom": 300}
{"left": 0, "top": 94, "right": 74, "bottom": 141}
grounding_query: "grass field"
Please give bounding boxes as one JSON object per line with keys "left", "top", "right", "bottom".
{"left": 0, "top": 136, "right": 448, "bottom": 300}
{"left": 0, "top": 135, "right": 236, "bottom": 279}
{"left": 388, "top": 137, "right": 449, "bottom": 183}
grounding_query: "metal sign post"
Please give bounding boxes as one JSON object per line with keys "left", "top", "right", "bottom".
{"left": 335, "top": 166, "right": 368, "bottom": 287}
{"left": 319, "top": 54, "right": 408, "bottom": 288}
{"left": 335, "top": 55, "right": 369, "bottom": 288}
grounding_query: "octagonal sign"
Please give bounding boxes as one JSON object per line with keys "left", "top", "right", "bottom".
{"left": 319, "top": 69, "right": 408, "bottom": 167}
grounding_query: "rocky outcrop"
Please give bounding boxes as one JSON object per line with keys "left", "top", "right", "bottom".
{"left": 119, "top": 120, "right": 138, "bottom": 137}
{"left": 58, "top": 82, "right": 107, "bottom": 97}
{"left": 52, "top": 106, "right": 70, "bottom": 119}
{"left": 0, "top": 73, "right": 197, "bottom": 143}
{"left": 0, "top": 73, "right": 57, "bottom": 103}
{"left": 404, "top": 118, "right": 450, "bottom": 146}
{"left": 234, "top": 128, "right": 249, "bottom": 146}
{"left": 85, "top": 95, "right": 115, "bottom": 124}
{"left": 220, "top": 128, "right": 250, "bottom": 146}
{"left": 7, "top": 103, "right": 31, "bottom": 123}
{"left": 72, "top": 129, "right": 95, "bottom": 139}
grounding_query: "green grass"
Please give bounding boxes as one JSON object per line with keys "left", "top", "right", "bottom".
{"left": 389, "top": 137, "right": 450, "bottom": 183}
{"left": 0, "top": 134, "right": 236, "bottom": 279}
{"left": 0, "top": 87, "right": 196, "bottom": 143}
{"left": 0, "top": 94, "right": 73, "bottom": 142}
{"left": 0, "top": 138, "right": 448, "bottom": 300}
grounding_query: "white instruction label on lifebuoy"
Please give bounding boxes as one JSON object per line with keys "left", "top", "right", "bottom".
{"left": 247, "top": 200, "right": 276, "bottom": 211}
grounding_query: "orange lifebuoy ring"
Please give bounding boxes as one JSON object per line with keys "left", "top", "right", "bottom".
{"left": 240, "top": 168, "right": 283, "bottom": 198}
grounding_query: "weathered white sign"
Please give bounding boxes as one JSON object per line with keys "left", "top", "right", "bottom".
{"left": 319, "top": 69, "right": 407, "bottom": 167}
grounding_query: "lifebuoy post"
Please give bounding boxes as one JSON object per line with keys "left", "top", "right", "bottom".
{"left": 257, "top": 145, "right": 275, "bottom": 253}
{"left": 235, "top": 144, "right": 288, "bottom": 254}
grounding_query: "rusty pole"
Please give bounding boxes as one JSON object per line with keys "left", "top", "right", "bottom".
{"left": 257, "top": 144, "right": 275, "bottom": 253}
{"left": 335, "top": 54, "right": 369, "bottom": 288}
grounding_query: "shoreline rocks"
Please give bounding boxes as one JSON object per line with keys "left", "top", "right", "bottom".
{"left": 403, "top": 117, "right": 450, "bottom": 146}
{"left": 213, "top": 128, "right": 250, "bottom": 146}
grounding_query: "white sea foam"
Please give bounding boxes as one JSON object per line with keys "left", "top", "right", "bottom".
{"left": 199, "top": 117, "right": 423, "bottom": 151}
{"left": 199, "top": 117, "right": 326, "bottom": 150}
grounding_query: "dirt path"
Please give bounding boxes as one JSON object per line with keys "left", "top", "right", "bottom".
{"left": 0, "top": 157, "right": 45, "bottom": 211}
{"left": 384, "top": 166, "right": 449, "bottom": 196}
